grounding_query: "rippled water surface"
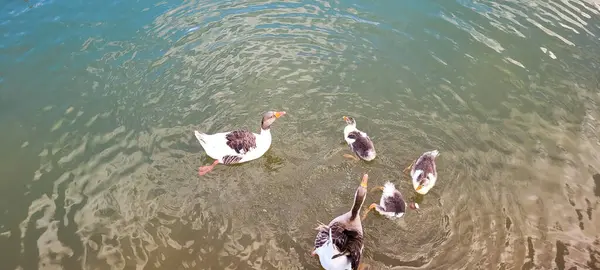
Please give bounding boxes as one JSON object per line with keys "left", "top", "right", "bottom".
{"left": 2, "top": 0, "right": 600, "bottom": 269}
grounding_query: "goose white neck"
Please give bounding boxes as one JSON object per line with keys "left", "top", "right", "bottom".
{"left": 260, "top": 128, "right": 271, "bottom": 135}
{"left": 344, "top": 125, "right": 357, "bottom": 136}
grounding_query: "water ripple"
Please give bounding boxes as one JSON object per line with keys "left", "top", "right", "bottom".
{"left": 2, "top": 0, "right": 600, "bottom": 269}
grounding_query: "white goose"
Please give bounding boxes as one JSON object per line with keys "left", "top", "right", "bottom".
{"left": 342, "top": 116, "right": 376, "bottom": 161}
{"left": 312, "top": 174, "right": 368, "bottom": 270}
{"left": 194, "top": 111, "right": 286, "bottom": 175}
{"left": 362, "top": 181, "right": 407, "bottom": 220}
{"left": 405, "top": 150, "right": 439, "bottom": 195}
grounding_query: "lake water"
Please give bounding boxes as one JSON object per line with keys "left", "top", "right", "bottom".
{"left": 2, "top": 0, "right": 600, "bottom": 269}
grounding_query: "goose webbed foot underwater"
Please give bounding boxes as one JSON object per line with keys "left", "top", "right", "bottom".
{"left": 198, "top": 160, "right": 219, "bottom": 176}
{"left": 402, "top": 159, "right": 415, "bottom": 175}
{"left": 370, "top": 186, "right": 384, "bottom": 192}
{"left": 343, "top": 153, "right": 360, "bottom": 161}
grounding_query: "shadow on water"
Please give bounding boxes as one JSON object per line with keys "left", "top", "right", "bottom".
{"left": 1, "top": 0, "right": 600, "bottom": 269}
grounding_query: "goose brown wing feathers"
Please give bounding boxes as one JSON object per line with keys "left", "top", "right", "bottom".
{"left": 225, "top": 129, "right": 257, "bottom": 154}
{"left": 315, "top": 222, "right": 363, "bottom": 269}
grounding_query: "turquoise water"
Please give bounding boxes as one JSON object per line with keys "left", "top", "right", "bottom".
{"left": 2, "top": 0, "right": 600, "bottom": 269}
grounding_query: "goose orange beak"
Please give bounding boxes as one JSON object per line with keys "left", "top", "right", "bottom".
{"left": 343, "top": 116, "right": 349, "bottom": 121}
{"left": 360, "top": 174, "right": 368, "bottom": 188}
{"left": 415, "top": 185, "right": 423, "bottom": 191}
{"left": 274, "top": 111, "right": 286, "bottom": 118}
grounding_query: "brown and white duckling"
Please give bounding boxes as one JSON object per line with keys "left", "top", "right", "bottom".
{"left": 194, "top": 110, "right": 286, "bottom": 175}
{"left": 312, "top": 174, "right": 368, "bottom": 270}
{"left": 362, "top": 181, "right": 407, "bottom": 220}
{"left": 343, "top": 116, "right": 376, "bottom": 161}
{"left": 404, "top": 150, "right": 439, "bottom": 195}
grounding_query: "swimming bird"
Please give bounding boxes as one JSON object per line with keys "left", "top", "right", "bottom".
{"left": 194, "top": 111, "right": 286, "bottom": 176}
{"left": 312, "top": 173, "right": 368, "bottom": 270}
{"left": 343, "top": 116, "right": 376, "bottom": 161}
{"left": 404, "top": 150, "right": 439, "bottom": 195}
{"left": 362, "top": 181, "right": 407, "bottom": 220}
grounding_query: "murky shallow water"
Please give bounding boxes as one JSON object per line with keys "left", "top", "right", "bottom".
{"left": 1, "top": 0, "right": 600, "bottom": 269}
